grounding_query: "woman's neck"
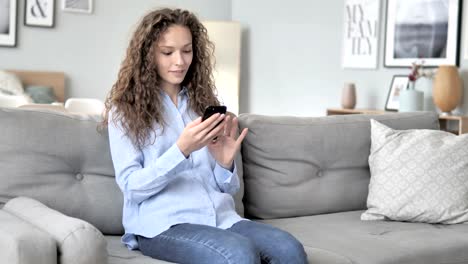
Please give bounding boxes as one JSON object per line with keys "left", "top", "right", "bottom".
{"left": 161, "top": 83, "right": 181, "bottom": 107}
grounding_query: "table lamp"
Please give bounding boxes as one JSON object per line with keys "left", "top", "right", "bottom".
{"left": 432, "top": 65, "right": 462, "bottom": 115}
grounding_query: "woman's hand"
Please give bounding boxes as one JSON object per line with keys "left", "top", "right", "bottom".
{"left": 208, "top": 115, "right": 248, "bottom": 170}
{"left": 176, "top": 113, "right": 226, "bottom": 157}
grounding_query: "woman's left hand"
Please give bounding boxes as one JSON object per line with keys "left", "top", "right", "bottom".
{"left": 208, "top": 115, "right": 248, "bottom": 170}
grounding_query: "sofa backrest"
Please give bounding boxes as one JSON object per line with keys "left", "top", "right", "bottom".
{"left": 0, "top": 108, "right": 123, "bottom": 235}
{"left": 238, "top": 112, "right": 439, "bottom": 219}
{"left": 0, "top": 107, "right": 245, "bottom": 235}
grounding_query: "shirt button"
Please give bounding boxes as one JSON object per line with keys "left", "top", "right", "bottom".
{"left": 76, "top": 173, "right": 84, "bottom": 181}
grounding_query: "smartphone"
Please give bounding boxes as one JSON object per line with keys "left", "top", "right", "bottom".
{"left": 202, "top": 105, "right": 227, "bottom": 121}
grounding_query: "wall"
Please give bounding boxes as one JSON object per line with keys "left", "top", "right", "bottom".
{"left": 233, "top": 0, "right": 468, "bottom": 116}
{"left": 0, "top": 0, "right": 232, "bottom": 100}
{"left": 3, "top": 0, "right": 468, "bottom": 116}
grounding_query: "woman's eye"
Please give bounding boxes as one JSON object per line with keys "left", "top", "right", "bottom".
{"left": 183, "top": 50, "right": 192, "bottom": 53}
{"left": 162, "top": 52, "right": 172, "bottom": 55}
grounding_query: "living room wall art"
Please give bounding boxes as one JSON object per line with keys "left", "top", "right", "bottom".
{"left": 342, "top": 0, "right": 381, "bottom": 69}
{"left": 385, "top": 75, "right": 408, "bottom": 111}
{"left": 0, "top": 0, "right": 17, "bottom": 47}
{"left": 25, "top": 0, "right": 55, "bottom": 28}
{"left": 62, "top": 0, "right": 92, "bottom": 14}
{"left": 384, "top": 0, "right": 462, "bottom": 67}
{"left": 464, "top": 6, "right": 468, "bottom": 59}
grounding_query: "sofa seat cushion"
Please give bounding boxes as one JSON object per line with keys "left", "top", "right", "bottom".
{"left": 106, "top": 236, "right": 173, "bottom": 264}
{"left": 258, "top": 210, "right": 468, "bottom": 264}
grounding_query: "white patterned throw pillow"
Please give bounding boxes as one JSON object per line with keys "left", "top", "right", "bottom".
{"left": 361, "top": 119, "right": 468, "bottom": 224}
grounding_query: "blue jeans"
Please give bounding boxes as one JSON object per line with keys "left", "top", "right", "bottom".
{"left": 138, "top": 220, "right": 308, "bottom": 264}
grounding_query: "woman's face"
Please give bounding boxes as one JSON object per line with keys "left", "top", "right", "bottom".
{"left": 155, "top": 25, "right": 193, "bottom": 91}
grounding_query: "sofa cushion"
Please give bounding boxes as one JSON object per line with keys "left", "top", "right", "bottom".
{"left": 260, "top": 210, "right": 468, "bottom": 264}
{"left": 4, "top": 197, "right": 107, "bottom": 264}
{"left": 362, "top": 119, "right": 468, "bottom": 224}
{"left": 0, "top": 107, "right": 246, "bottom": 232}
{"left": 0, "top": 209, "right": 56, "bottom": 264}
{"left": 238, "top": 112, "right": 439, "bottom": 219}
{"left": 0, "top": 107, "right": 123, "bottom": 235}
{"left": 106, "top": 236, "right": 173, "bottom": 264}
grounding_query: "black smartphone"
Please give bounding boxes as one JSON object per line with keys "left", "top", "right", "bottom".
{"left": 202, "top": 105, "right": 227, "bottom": 121}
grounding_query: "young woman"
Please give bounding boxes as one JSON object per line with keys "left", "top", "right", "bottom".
{"left": 103, "top": 8, "right": 308, "bottom": 264}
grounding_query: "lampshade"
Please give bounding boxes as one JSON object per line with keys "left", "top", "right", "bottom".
{"left": 432, "top": 65, "right": 462, "bottom": 115}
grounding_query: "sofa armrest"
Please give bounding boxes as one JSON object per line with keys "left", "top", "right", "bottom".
{"left": 0, "top": 209, "right": 57, "bottom": 264}
{"left": 4, "top": 197, "right": 108, "bottom": 264}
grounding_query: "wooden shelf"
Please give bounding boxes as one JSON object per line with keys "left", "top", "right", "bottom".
{"left": 326, "top": 108, "right": 468, "bottom": 135}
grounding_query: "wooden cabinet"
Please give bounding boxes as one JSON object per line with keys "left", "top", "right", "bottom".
{"left": 326, "top": 108, "right": 468, "bottom": 135}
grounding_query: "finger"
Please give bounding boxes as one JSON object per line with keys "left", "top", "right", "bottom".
{"left": 223, "top": 115, "right": 232, "bottom": 137}
{"left": 204, "top": 114, "right": 226, "bottom": 134}
{"left": 204, "top": 118, "right": 227, "bottom": 142}
{"left": 187, "top": 117, "right": 202, "bottom": 128}
{"left": 235, "top": 128, "right": 248, "bottom": 146}
{"left": 193, "top": 113, "right": 221, "bottom": 133}
{"left": 230, "top": 117, "right": 240, "bottom": 138}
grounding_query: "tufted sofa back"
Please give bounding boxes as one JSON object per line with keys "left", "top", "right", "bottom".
{"left": 0, "top": 108, "right": 124, "bottom": 234}
{"left": 0, "top": 107, "right": 245, "bottom": 235}
{"left": 238, "top": 112, "right": 440, "bottom": 219}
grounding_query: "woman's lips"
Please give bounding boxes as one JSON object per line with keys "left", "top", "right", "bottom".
{"left": 170, "top": 70, "right": 185, "bottom": 76}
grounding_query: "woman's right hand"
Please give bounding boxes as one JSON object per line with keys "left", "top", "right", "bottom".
{"left": 176, "top": 113, "right": 226, "bottom": 157}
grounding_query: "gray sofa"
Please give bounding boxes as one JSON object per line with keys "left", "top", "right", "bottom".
{"left": 1, "top": 107, "right": 468, "bottom": 264}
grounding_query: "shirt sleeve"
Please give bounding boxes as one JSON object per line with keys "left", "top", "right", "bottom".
{"left": 108, "top": 112, "right": 189, "bottom": 204}
{"left": 213, "top": 162, "right": 240, "bottom": 195}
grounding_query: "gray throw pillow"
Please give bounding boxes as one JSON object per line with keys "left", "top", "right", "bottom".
{"left": 362, "top": 119, "right": 468, "bottom": 224}
{"left": 25, "top": 85, "right": 56, "bottom": 104}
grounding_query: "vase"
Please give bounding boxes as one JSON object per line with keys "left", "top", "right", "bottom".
{"left": 433, "top": 65, "right": 462, "bottom": 115}
{"left": 399, "top": 85, "right": 424, "bottom": 112}
{"left": 415, "top": 77, "right": 435, "bottom": 111}
{"left": 341, "top": 83, "right": 356, "bottom": 109}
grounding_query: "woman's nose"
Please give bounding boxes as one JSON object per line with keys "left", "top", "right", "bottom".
{"left": 174, "top": 52, "right": 185, "bottom": 66}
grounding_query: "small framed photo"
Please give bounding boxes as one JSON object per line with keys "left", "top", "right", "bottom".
{"left": 0, "top": 0, "right": 17, "bottom": 47}
{"left": 62, "top": 0, "right": 92, "bottom": 14}
{"left": 385, "top": 75, "right": 409, "bottom": 111}
{"left": 25, "top": 0, "right": 55, "bottom": 28}
{"left": 384, "top": 0, "right": 462, "bottom": 67}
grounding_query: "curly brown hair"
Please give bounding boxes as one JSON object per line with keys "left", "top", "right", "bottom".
{"left": 102, "top": 8, "right": 220, "bottom": 149}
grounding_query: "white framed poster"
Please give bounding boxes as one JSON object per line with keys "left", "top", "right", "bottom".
{"left": 384, "top": 0, "right": 461, "bottom": 67}
{"left": 0, "top": 0, "right": 17, "bottom": 47}
{"left": 25, "top": 0, "right": 55, "bottom": 27}
{"left": 342, "top": 0, "right": 380, "bottom": 69}
{"left": 62, "top": 0, "right": 92, "bottom": 14}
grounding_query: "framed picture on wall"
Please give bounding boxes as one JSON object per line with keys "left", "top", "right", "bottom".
{"left": 384, "top": 0, "right": 462, "bottom": 67}
{"left": 25, "top": 0, "right": 55, "bottom": 27}
{"left": 0, "top": 0, "right": 17, "bottom": 47}
{"left": 341, "top": 0, "right": 381, "bottom": 69}
{"left": 385, "top": 75, "right": 409, "bottom": 111}
{"left": 62, "top": 0, "right": 92, "bottom": 14}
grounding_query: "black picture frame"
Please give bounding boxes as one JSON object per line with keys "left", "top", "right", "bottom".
{"left": 384, "top": 0, "right": 462, "bottom": 68}
{"left": 0, "top": 0, "right": 18, "bottom": 47}
{"left": 24, "top": 0, "right": 55, "bottom": 28}
{"left": 385, "top": 75, "right": 409, "bottom": 111}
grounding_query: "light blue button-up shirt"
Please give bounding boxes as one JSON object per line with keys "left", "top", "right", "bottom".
{"left": 108, "top": 88, "right": 244, "bottom": 250}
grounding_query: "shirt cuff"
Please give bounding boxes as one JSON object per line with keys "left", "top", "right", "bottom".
{"left": 155, "top": 143, "right": 189, "bottom": 172}
{"left": 214, "top": 162, "right": 237, "bottom": 184}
